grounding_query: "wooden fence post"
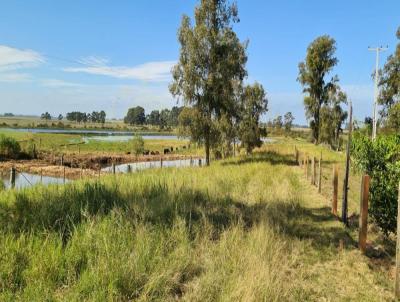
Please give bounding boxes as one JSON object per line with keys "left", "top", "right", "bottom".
{"left": 305, "top": 155, "right": 308, "bottom": 179}
{"left": 332, "top": 165, "right": 338, "bottom": 215}
{"left": 112, "top": 163, "right": 116, "bottom": 174}
{"left": 40, "top": 168, "right": 43, "bottom": 183}
{"left": 294, "top": 146, "right": 299, "bottom": 165}
{"left": 60, "top": 154, "right": 64, "bottom": 166}
{"left": 160, "top": 157, "right": 163, "bottom": 168}
{"left": 318, "top": 152, "right": 322, "bottom": 193}
{"left": 63, "top": 166, "right": 66, "bottom": 184}
{"left": 198, "top": 159, "right": 202, "bottom": 167}
{"left": 359, "top": 174, "right": 370, "bottom": 253}
{"left": 395, "top": 182, "right": 400, "bottom": 298}
{"left": 311, "top": 157, "right": 316, "bottom": 185}
{"left": 127, "top": 164, "right": 132, "bottom": 173}
{"left": 10, "top": 167, "right": 16, "bottom": 189}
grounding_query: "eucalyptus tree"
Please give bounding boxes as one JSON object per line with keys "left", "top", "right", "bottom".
{"left": 379, "top": 27, "right": 400, "bottom": 121}
{"left": 284, "top": 112, "right": 294, "bottom": 133}
{"left": 170, "top": 0, "right": 248, "bottom": 165}
{"left": 298, "top": 35, "right": 339, "bottom": 143}
{"left": 320, "top": 89, "right": 347, "bottom": 149}
{"left": 238, "top": 83, "right": 268, "bottom": 154}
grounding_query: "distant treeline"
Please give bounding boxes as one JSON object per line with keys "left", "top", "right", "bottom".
{"left": 66, "top": 111, "right": 106, "bottom": 124}
{"left": 124, "top": 106, "right": 183, "bottom": 128}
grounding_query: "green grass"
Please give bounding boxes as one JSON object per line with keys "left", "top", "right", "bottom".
{"left": 0, "top": 116, "right": 170, "bottom": 132}
{"left": 0, "top": 145, "right": 393, "bottom": 301}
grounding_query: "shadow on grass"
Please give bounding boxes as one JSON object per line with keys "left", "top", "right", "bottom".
{"left": 0, "top": 179, "right": 355, "bottom": 251}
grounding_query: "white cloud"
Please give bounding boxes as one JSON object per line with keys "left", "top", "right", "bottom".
{"left": 77, "top": 55, "right": 110, "bottom": 67}
{"left": 0, "top": 45, "right": 44, "bottom": 82}
{"left": 64, "top": 60, "right": 176, "bottom": 82}
{"left": 0, "top": 73, "right": 31, "bottom": 82}
{"left": 40, "top": 79, "right": 86, "bottom": 88}
{"left": 0, "top": 45, "right": 44, "bottom": 71}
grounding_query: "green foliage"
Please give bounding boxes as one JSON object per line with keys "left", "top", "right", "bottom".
{"left": 131, "top": 135, "right": 145, "bottom": 156}
{"left": 0, "top": 135, "right": 21, "bottom": 159}
{"left": 40, "top": 112, "right": 51, "bottom": 120}
{"left": 298, "top": 35, "right": 339, "bottom": 143}
{"left": 320, "top": 90, "right": 347, "bottom": 149}
{"left": 238, "top": 83, "right": 268, "bottom": 154}
{"left": 0, "top": 179, "right": 4, "bottom": 191}
{"left": 170, "top": 0, "right": 248, "bottom": 165}
{"left": 352, "top": 134, "right": 400, "bottom": 235}
{"left": 124, "top": 106, "right": 146, "bottom": 125}
{"left": 284, "top": 112, "right": 294, "bottom": 133}
{"left": 387, "top": 102, "right": 400, "bottom": 131}
{"left": 378, "top": 26, "right": 400, "bottom": 119}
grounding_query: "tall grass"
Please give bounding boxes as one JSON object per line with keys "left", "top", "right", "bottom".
{"left": 0, "top": 150, "right": 393, "bottom": 301}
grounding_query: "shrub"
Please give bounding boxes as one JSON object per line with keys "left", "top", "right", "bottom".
{"left": 0, "top": 135, "right": 21, "bottom": 159}
{"left": 130, "top": 135, "right": 145, "bottom": 156}
{"left": 352, "top": 134, "right": 400, "bottom": 235}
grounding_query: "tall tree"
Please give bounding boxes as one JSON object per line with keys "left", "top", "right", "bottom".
{"left": 124, "top": 106, "right": 145, "bottom": 125}
{"left": 284, "top": 112, "right": 295, "bottom": 133}
{"left": 40, "top": 112, "right": 51, "bottom": 120}
{"left": 379, "top": 27, "right": 400, "bottom": 121}
{"left": 298, "top": 35, "right": 338, "bottom": 144}
{"left": 238, "top": 83, "right": 268, "bottom": 154}
{"left": 147, "top": 110, "right": 160, "bottom": 126}
{"left": 170, "top": 0, "right": 247, "bottom": 165}
{"left": 320, "top": 89, "right": 347, "bottom": 149}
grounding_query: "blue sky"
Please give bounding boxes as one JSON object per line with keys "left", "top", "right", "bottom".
{"left": 0, "top": 0, "right": 399, "bottom": 124}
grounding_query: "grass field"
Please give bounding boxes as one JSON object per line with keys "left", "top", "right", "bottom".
{"left": 0, "top": 116, "right": 167, "bottom": 132}
{"left": 0, "top": 143, "right": 394, "bottom": 301}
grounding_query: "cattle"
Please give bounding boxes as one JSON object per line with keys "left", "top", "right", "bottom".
{"left": 154, "top": 151, "right": 160, "bottom": 155}
{"left": 164, "top": 148, "right": 170, "bottom": 155}
{"left": 183, "top": 146, "right": 187, "bottom": 149}
{"left": 143, "top": 150, "right": 150, "bottom": 155}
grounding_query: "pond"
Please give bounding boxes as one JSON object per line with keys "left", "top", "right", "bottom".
{"left": 1, "top": 128, "right": 184, "bottom": 142}
{"left": 0, "top": 170, "right": 68, "bottom": 190}
{"left": 0, "top": 158, "right": 203, "bottom": 190}
{"left": 102, "top": 158, "right": 204, "bottom": 173}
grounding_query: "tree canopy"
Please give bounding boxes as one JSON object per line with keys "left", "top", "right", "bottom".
{"left": 298, "top": 35, "right": 339, "bottom": 143}
{"left": 379, "top": 26, "right": 400, "bottom": 127}
{"left": 124, "top": 106, "right": 146, "bottom": 125}
{"left": 170, "top": 0, "right": 248, "bottom": 165}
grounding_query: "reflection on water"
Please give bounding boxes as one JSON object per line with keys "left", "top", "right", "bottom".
{"left": 102, "top": 158, "right": 204, "bottom": 173}
{"left": 0, "top": 171, "right": 68, "bottom": 189}
{"left": 3, "top": 128, "right": 184, "bottom": 141}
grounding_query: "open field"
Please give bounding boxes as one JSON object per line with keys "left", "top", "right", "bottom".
{"left": 0, "top": 116, "right": 169, "bottom": 132}
{"left": 0, "top": 142, "right": 394, "bottom": 301}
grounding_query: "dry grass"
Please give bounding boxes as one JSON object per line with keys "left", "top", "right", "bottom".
{"left": 0, "top": 141, "right": 394, "bottom": 301}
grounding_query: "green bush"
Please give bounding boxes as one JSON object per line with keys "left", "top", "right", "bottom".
{"left": 130, "top": 134, "right": 145, "bottom": 156}
{"left": 352, "top": 134, "right": 400, "bottom": 235}
{"left": 0, "top": 135, "right": 21, "bottom": 159}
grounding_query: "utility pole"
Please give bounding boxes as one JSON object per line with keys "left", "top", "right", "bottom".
{"left": 368, "top": 46, "right": 387, "bottom": 140}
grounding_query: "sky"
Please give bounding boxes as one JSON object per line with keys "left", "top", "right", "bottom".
{"left": 0, "top": 0, "right": 399, "bottom": 125}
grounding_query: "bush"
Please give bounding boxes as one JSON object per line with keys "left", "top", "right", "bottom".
{"left": 130, "top": 135, "right": 145, "bottom": 156}
{"left": 352, "top": 134, "right": 400, "bottom": 235}
{"left": 0, "top": 135, "right": 21, "bottom": 159}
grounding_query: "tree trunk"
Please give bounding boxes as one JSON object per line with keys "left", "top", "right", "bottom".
{"left": 205, "top": 135, "right": 210, "bottom": 166}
